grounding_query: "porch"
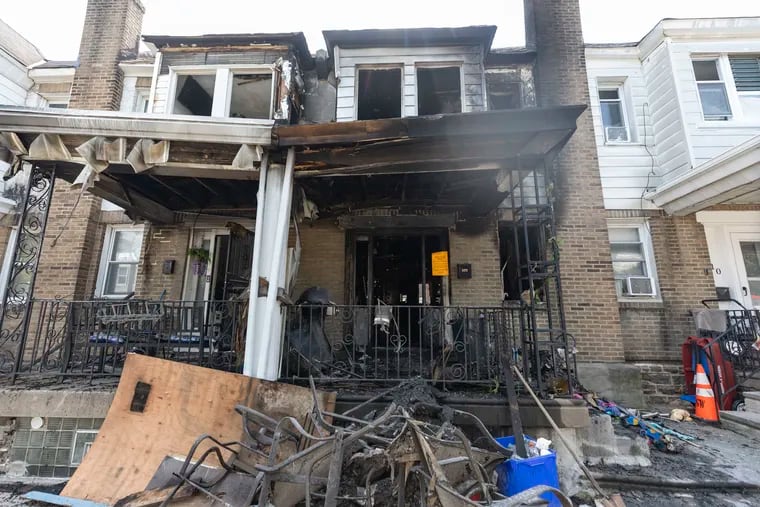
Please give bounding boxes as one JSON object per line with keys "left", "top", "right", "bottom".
{"left": 1, "top": 105, "right": 585, "bottom": 397}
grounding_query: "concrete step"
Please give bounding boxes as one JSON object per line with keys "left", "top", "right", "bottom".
{"left": 744, "top": 391, "right": 760, "bottom": 414}
{"left": 720, "top": 410, "right": 760, "bottom": 437}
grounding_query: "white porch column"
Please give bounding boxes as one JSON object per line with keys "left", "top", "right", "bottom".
{"left": 243, "top": 148, "right": 295, "bottom": 379}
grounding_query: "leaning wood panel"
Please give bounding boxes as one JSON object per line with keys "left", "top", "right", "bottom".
{"left": 62, "top": 354, "right": 335, "bottom": 504}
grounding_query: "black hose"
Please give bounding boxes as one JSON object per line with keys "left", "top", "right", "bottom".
{"left": 592, "top": 473, "right": 760, "bottom": 491}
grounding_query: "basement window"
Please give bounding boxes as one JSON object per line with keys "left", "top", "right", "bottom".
{"left": 229, "top": 73, "right": 273, "bottom": 119}
{"left": 357, "top": 68, "right": 402, "bottom": 120}
{"left": 173, "top": 74, "right": 216, "bottom": 116}
{"left": 417, "top": 67, "right": 462, "bottom": 115}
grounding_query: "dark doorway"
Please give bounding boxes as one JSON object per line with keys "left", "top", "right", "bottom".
{"left": 417, "top": 67, "right": 462, "bottom": 115}
{"left": 498, "top": 223, "right": 543, "bottom": 303}
{"left": 357, "top": 68, "right": 402, "bottom": 120}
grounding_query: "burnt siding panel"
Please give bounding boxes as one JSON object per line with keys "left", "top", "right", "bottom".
{"left": 160, "top": 50, "right": 287, "bottom": 73}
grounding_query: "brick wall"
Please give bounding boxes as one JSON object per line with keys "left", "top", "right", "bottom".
{"left": 529, "top": 0, "right": 624, "bottom": 361}
{"left": 293, "top": 220, "right": 346, "bottom": 304}
{"left": 449, "top": 217, "right": 503, "bottom": 306}
{"left": 135, "top": 225, "right": 190, "bottom": 300}
{"left": 34, "top": 0, "right": 145, "bottom": 300}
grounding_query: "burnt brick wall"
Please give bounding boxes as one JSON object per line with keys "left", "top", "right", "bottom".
{"left": 529, "top": 0, "right": 624, "bottom": 361}
{"left": 293, "top": 221, "right": 346, "bottom": 305}
{"left": 449, "top": 218, "right": 503, "bottom": 307}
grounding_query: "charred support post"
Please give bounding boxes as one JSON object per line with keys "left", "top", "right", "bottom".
{"left": 244, "top": 148, "right": 296, "bottom": 380}
{"left": 0, "top": 164, "right": 55, "bottom": 378}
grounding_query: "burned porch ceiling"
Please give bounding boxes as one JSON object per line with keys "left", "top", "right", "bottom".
{"left": 0, "top": 105, "right": 584, "bottom": 222}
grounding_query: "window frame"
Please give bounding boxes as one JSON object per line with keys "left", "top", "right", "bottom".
{"left": 597, "top": 84, "right": 631, "bottom": 144}
{"left": 134, "top": 89, "right": 151, "bottom": 113}
{"left": 607, "top": 220, "right": 660, "bottom": 301}
{"left": 353, "top": 64, "right": 404, "bottom": 121}
{"left": 692, "top": 57, "right": 734, "bottom": 121}
{"left": 414, "top": 62, "right": 465, "bottom": 116}
{"left": 95, "top": 224, "right": 145, "bottom": 298}
{"left": 166, "top": 64, "right": 275, "bottom": 119}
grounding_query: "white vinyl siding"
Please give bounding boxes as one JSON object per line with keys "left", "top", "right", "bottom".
{"left": 586, "top": 50, "right": 661, "bottom": 209}
{"left": 334, "top": 45, "right": 485, "bottom": 122}
{"left": 0, "top": 50, "right": 35, "bottom": 106}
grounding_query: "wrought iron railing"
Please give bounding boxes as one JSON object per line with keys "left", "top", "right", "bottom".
{"left": 279, "top": 304, "right": 526, "bottom": 389}
{"left": 720, "top": 309, "right": 760, "bottom": 381}
{"left": 0, "top": 299, "right": 245, "bottom": 381}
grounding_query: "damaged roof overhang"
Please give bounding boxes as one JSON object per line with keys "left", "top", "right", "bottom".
{"left": 323, "top": 26, "right": 497, "bottom": 58}
{"left": 0, "top": 105, "right": 584, "bottom": 223}
{"left": 142, "top": 33, "right": 315, "bottom": 69}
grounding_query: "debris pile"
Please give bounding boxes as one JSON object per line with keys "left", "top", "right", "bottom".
{"left": 141, "top": 384, "right": 570, "bottom": 506}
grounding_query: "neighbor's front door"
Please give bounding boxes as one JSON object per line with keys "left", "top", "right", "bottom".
{"left": 731, "top": 233, "right": 760, "bottom": 309}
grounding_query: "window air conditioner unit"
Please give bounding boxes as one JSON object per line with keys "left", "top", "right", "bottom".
{"left": 626, "top": 276, "right": 654, "bottom": 296}
{"left": 605, "top": 126, "right": 629, "bottom": 142}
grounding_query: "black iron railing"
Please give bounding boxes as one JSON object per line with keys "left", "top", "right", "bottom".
{"left": 0, "top": 299, "right": 245, "bottom": 381}
{"left": 720, "top": 309, "right": 760, "bottom": 381}
{"left": 280, "top": 304, "right": 536, "bottom": 390}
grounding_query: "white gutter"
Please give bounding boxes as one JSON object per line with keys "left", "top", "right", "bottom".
{"left": 648, "top": 135, "right": 760, "bottom": 215}
{"left": 0, "top": 106, "right": 274, "bottom": 146}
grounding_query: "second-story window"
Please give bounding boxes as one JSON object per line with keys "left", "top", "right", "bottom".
{"left": 417, "top": 67, "right": 462, "bottom": 115}
{"left": 171, "top": 68, "right": 274, "bottom": 119}
{"left": 174, "top": 74, "right": 216, "bottom": 116}
{"left": 357, "top": 68, "right": 402, "bottom": 120}
{"left": 728, "top": 55, "right": 760, "bottom": 119}
{"left": 598, "top": 87, "right": 630, "bottom": 143}
{"left": 693, "top": 59, "right": 732, "bottom": 121}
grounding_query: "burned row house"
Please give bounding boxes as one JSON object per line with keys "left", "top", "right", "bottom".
{"left": 0, "top": 0, "right": 718, "bottom": 418}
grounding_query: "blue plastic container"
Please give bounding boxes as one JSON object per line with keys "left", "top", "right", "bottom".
{"left": 495, "top": 435, "right": 561, "bottom": 507}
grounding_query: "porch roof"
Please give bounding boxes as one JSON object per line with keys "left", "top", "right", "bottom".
{"left": 0, "top": 105, "right": 585, "bottom": 223}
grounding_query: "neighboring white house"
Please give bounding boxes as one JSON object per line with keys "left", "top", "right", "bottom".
{"left": 587, "top": 17, "right": 760, "bottom": 311}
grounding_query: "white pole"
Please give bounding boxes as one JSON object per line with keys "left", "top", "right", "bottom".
{"left": 253, "top": 147, "right": 295, "bottom": 380}
{"left": 242, "top": 152, "right": 268, "bottom": 377}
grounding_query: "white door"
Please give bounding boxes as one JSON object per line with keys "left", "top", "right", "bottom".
{"left": 731, "top": 233, "right": 760, "bottom": 309}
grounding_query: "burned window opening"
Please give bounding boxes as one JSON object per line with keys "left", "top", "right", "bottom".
{"left": 486, "top": 76, "right": 522, "bottom": 110}
{"left": 230, "top": 73, "right": 273, "bottom": 119}
{"left": 174, "top": 74, "right": 215, "bottom": 116}
{"left": 417, "top": 67, "right": 462, "bottom": 115}
{"left": 357, "top": 68, "right": 402, "bottom": 120}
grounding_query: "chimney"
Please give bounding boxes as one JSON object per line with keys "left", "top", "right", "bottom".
{"left": 68, "top": 0, "right": 145, "bottom": 110}
{"left": 524, "top": 0, "right": 626, "bottom": 363}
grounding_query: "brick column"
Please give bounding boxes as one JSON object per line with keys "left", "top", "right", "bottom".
{"left": 35, "top": 0, "right": 145, "bottom": 299}
{"left": 527, "top": 0, "right": 624, "bottom": 361}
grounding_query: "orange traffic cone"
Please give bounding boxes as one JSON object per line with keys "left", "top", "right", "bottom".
{"left": 694, "top": 363, "right": 719, "bottom": 422}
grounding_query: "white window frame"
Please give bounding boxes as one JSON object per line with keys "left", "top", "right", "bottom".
{"left": 95, "top": 224, "right": 145, "bottom": 298}
{"left": 692, "top": 56, "right": 734, "bottom": 121}
{"left": 353, "top": 64, "right": 404, "bottom": 121}
{"left": 166, "top": 64, "right": 276, "bottom": 119}
{"left": 608, "top": 219, "right": 660, "bottom": 301}
{"left": 414, "top": 62, "right": 465, "bottom": 116}
{"left": 597, "top": 83, "right": 631, "bottom": 144}
{"left": 725, "top": 53, "right": 760, "bottom": 123}
{"left": 134, "top": 89, "right": 151, "bottom": 113}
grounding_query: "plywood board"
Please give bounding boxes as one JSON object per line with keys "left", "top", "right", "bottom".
{"left": 62, "top": 354, "right": 335, "bottom": 504}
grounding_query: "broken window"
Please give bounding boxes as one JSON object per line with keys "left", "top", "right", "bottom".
{"left": 417, "top": 67, "right": 462, "bottom": 115}
{"left": 486, "top": 74, "right": 522, "bottom": 110}
{"left": 173, "top": 74, "right": 216, "bottom": 116}
{"left": 357, "top": 68, "right": 402, "bottom": 120}
{"left": 229, "top": 73, "right": 273, "bottom": 119}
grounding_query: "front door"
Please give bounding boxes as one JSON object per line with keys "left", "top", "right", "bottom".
{"left": 732, "top": 234, "right": 760, "bottom": 309}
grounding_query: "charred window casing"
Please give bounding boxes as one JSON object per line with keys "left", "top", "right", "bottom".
{"left": 357, "top": 68, "right": 402, "bottom": 120}
{"left": 417, "top": 67, "right": 462, "bottom": 115}
{"left": 486, "top": 73, "right": 522, "bottom": 110}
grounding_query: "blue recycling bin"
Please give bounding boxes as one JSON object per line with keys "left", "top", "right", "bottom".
{"left": 495, "top": 435, "right": 561, "bottom": 507}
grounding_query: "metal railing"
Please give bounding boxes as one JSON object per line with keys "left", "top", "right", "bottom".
{"left": 0, "top": 299, "right": 245, "bottom": 381}
{"left": 721, "top": 309, "right": 760, "bottom": 381}
{"left": 279, "top": 304, "right": 524, "bottom": 389}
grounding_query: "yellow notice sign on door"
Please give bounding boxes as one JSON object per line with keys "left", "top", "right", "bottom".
{"left": 431, "top": 251, "right": 449, "bottom": 277}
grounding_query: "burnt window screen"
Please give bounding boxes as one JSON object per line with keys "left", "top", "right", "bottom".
{"left": 486, "top": 74, "right": 522, "bottom": 110}
{"left": 417, "top": 67, "right": 462, "bottom": 115}
{"left": 174, "top": 74, "right": 215, "bottom": 116}
{"left": 357, "top": 68, "right": 402, "bottom": 120}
